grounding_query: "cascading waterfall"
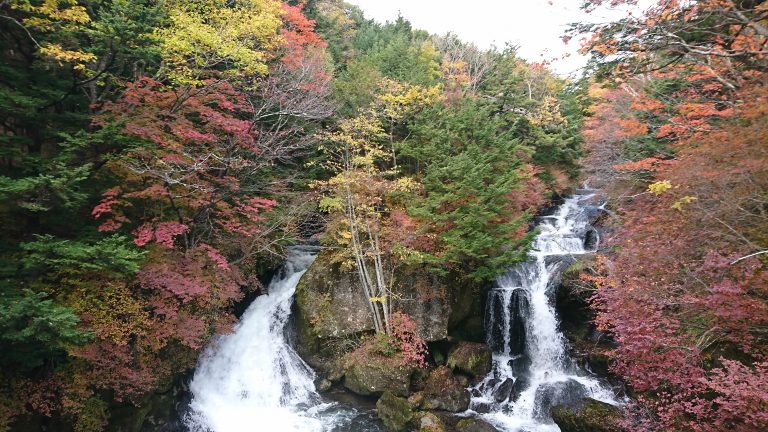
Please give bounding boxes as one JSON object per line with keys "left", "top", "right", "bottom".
{"left": 185, "top": 246, "right": 381, "bottom": 432}
{"left": 470, "top": 191, "right": 618, "bottom": 432}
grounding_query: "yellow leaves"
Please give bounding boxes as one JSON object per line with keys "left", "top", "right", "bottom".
{"left": 647, "top": 180, "right": 673, "bottom": 196}
{"left": 13, "top": 0, "right": 91, "bottom": 29}
{"left": 394, "top": 177, "right": 419, "bottom": 193}
{"left": 39, "top": 44, "right": 96, "bottom": 66}
{"left": 369, "top": 296, "right": 387, "bottom": 304}
{"left": 10, "top": 0, "right": 95, "bottom": 68}
{"left": 527, "top": 95, "right": 567, "bottom": 129}
{"left": 156, "top": 0, "right": 283, "bottom": 85}
{"left": 671, "top": 195, "right": 697, "bottom": 211}
{"left": 377, "top": 79, "right": 442, "bottom": 122}
{"left": 66, "top": 282, "right": 149, "bottom": 346}
{"left": 318, "top": 196, "right": 343, "bottom": 213}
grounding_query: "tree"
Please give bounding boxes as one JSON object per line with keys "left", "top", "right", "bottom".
{"left": 402, "top": 100, "right": 546, "bottom": 280}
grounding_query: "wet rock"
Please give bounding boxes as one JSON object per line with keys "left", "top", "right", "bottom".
{"left": 584, "top": 205, "right": 610, "bottom": 226}
{"left": 531, "top": 379, "right": 588, "bottom": 420}
{"left": 343, "top": 357, "right": 412, "bottom": 397}
{"left": 421, "top": 366, "right": 470, "bottom": 412}
{"left": 486, "top": 285, "right": 530, "bottom": 355}
{"left": 510, "top": 375, "right": 530, "bottom": 401}
{"left": 471, "top": 401, "right": 493, "bottom": 414}
{"left": 315, "top": 377, "right": 332, "bottom": 393}
{"left": 508, "top": 355, "right": 531, "bottom": 377}
{"left": 584, "top": 229, "right": 599, "bottom": 250}
{"left": 587, "top": 351, "right": 611, "bottom": 376}
{"left": 376, "top": 391, "right": 413, "bottom": 432}
{"left": 493, "top": 378, "right": 514, "bottom": 402}
{"left": 456, "top": 417, "right": 500, "bottom": 432}
{"left": 507, "top": 290, "right": 529, "bottom": 356}
{"left": 447, "top": 342, "right": 492, "bottom": 377}
{"left": 483, "top": 378, "right": 500, "bottom": 392}
{"left": 414, "top": 411, "right": 447, "bottom": 432}
{"left": 551, "top": 397, "right": 624, "bottom": 432}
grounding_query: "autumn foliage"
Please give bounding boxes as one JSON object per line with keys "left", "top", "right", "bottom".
{"left": 0, "top": 0, "right": 331, "bottom": 428}
{"left": 578, "top": 1, "right": 768, "bottom": 428}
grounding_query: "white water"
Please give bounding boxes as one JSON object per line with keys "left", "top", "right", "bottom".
{"left": 185, "top": 246, "right": 372, "bottom": 432}
{"left": 471, "top": 192, "right": 618, "bottom": 431}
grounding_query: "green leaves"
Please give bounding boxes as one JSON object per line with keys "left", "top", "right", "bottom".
{"left": 403, "top": 100, "right": 538, "bottom": 280}
{"left": 0, "top": 289, "right": 92, "bottom": 371}
{"left": 21, "top": 235, "right": 145, "bottom": 277}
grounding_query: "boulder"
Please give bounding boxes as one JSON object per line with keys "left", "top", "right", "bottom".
{"left": 294, "top": 253, "right": 375, "bottom": 340}
{"left": 492, "top": 378, "right": 514, "bottom": 403}
{"left": 314, "top": 377, "right": 332, "bottom": 393}
{"left": 584, "top": 229, "right": 599, "bottom": 250}
{"left": 343, "top": 357, "right": 413, "bottom": 397}
{"left": 447, "top": 342, "right": 492, "bottom": 377}
{"left": 421, "top": 366, "right": 470, "bottom": 412}
{"left": 397, "top": 270, "right": 450, "bottom": 341}
{"left": 531, "top": 379, "right": 588, "bottom": 420}
{"left": 510, "top": 375, "right": 530, "bottom": 401}
{"left": 551, "top": 397, "right": 624, "bottom": 432}
{"left": 414, "top": 411, "right": 446, "bottom": 432}
{"left": 376, "top": 391, "right": 413, "bottom": 432}
{"left": 456, "top": 417, "right": 500, "bottom": 432}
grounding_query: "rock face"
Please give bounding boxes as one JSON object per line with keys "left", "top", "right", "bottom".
{"left": 551, "top": 397, "right": 624, "bottom": 432}
{"left": 294, "top": 252, "right": 454, "bottom": 346}
{"left": 343, "top": 357, "right": 413, "bottom": 397}
{"left": 294, "top": 252, "right": 375, "bottom": 339}
{"left": 421, "top": 366, "right": 470, "bottom": 412}
{"left": 446, "top": 342, "right": 492, "bottom": 377}
{"left": 376, "top": 391, "right": 414, "bottom": 432}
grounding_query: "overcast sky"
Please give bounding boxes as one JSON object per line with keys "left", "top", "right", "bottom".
{"left": 346, "top": 0, "right": 630, "bottom": 76}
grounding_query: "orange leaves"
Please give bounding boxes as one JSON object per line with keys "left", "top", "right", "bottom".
{"left": 630, "top": 97, "right": 664, "bottom": 112}
{"left": 613, "top": 157, "right": 663, "bottom": 171}
{"left": 617, "top": 117, "right": 649, "bottom": 138}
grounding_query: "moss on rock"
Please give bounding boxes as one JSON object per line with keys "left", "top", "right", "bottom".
{"left": 446, "top": 342, "right": 492, "bottom": 377}
{"left": 455, "top": 418, "right": 499, "bottom": 432}
{"left": 551, "top": 398, "right": 624, "bottom": 432}
{"left": 376, "top": 391, "right": 414, "bottom": 431}
{"left": 421, "top": 366, "right": 470, "bottom": 412}
{"left": 343, "top": 355, "right": 413, "bottom": 397}
{"left": 413, "top": 411, "right": 446, "bottom": 432}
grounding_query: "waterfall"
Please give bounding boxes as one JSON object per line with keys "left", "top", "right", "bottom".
{"left": 185, "top": 246, "right": 381, "bottom": 432}
{"left": 470, "top": 191, "right": 618, "bottom": 431}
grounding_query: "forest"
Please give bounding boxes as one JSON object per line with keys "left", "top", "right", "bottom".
{"left": 0, "top": 0, "right": 765, "bottom": 431}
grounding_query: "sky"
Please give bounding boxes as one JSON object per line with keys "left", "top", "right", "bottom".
{"left": 346, "top": 0, "right": 626, "bottom": 76}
